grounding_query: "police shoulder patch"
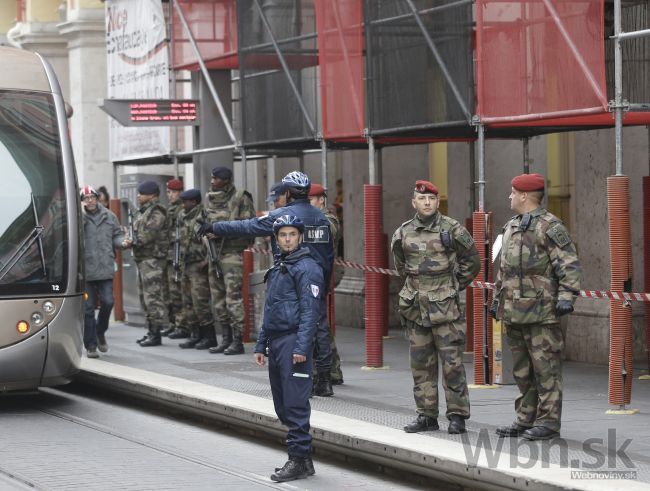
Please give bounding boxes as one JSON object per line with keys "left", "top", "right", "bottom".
{"left": 546, "top": 224, "right": 571, "bottom": 248}
{"left": 310, "top": 284, "right": 320, "bottom": 298}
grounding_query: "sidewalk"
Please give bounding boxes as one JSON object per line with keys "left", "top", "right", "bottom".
{"left": 77, "top": 322, "right": 650, "bottom": 490}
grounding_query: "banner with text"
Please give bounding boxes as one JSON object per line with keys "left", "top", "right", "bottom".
{"left": 106, "top": 0, "right": 170, "bottom": 162}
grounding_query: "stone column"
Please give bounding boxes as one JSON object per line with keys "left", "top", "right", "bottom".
{"left": 58, "top": 6, "right": 110, "bottom": 191}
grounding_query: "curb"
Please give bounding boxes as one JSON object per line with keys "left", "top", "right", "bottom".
{"left": 76, "top": 360, "right": 646, "bottom": 491}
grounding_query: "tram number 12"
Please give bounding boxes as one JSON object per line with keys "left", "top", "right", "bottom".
{"left": 51, "top": 284, "right": 60, "bottom": 291}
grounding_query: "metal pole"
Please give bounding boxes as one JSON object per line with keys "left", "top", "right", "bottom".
{"left": 169, "top": 0, "right": 179, "bottom": 178}
{"left": 523, "top": 137, "right": 530, "bottom": 174}
{"left": 173, "top": 0, "right": 237, "bottom": 144}
{"left": 477, "top": 124, "right": 485, "bottom": 212}
{"left": 376, "top": 145, "right": 383, "bottom": 186}
{"left": 403, "top": 0, "right": 472, "bottom": 121}
{"left": 241, "top": 147, "right": 248, "bottom": 190}
{"left": 321, "top": 139, "right": 327, "bottom": 188}
{"left": 469, "top": 140, "right": 476, "bottom": 213}
{"left": 252, "top": 0, "right": 317, "bottom": 135}
{"left": 614, "top": 0, "right": 623, "bottom": 176}
{"left": 368, "top": 136, "right": 376, "bottom": 185}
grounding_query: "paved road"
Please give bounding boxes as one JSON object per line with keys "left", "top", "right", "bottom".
{"left": 0, "top": 385, "right": 452, "bottom": 491}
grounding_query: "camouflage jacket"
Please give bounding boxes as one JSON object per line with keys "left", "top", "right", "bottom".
{"left": 391, "top": 212, "right": 480, "bottom": 326}
{"left": 133, "top": 198, "right": 167, "bottom": 261}
{"left": 165, "top": 200, "right": 183, "bottom": 261}
{"left": 179, "top": 203, "right": 207, "bottom": 264}
{"left": 204, "top": 184, "right": 255, "bottom": 254}
{"left": 494, "top": 207, "right": 581, "bottom": 325}
{"left": 325, "top": 208, "right": 344, "bottom": 287}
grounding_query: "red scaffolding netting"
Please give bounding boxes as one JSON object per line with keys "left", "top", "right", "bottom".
{"left": 315, "top": 0, "right": 365, "bottom": 142}
{"left": 172, "top": 0, "right": 238, "bottom": 71}
{"left": 477, "top": 0, "right": 607, "bottom": 125}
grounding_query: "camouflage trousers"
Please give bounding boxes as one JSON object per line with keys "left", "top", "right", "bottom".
{"left": 405, "top": 317, "right": 470, "bottom": 420}
{"left": 209, "top": 252, "right": 244, "bottom": 338}
{"left": 136, "top": 257, "right": 168, "bottom": 333}
{"left": 505, "top": 323, "right": 564, "bottom": 431}
{"left": 164, "top": 260, "right": 184, "bottom": 331}
{"left": 181, "top": 260, "right": 214, "bottom": 333}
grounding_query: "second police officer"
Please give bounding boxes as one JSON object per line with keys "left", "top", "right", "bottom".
{"left": 198, "top": 171, "right": 336, "bottom": 396}
{"left": 391, "top": 180, "right": 480, "bottom": 434}
{"left": 254, "top": 215, "right": 323, "bottom": 483}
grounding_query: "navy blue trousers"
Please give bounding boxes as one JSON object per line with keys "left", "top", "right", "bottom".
{"left": 268, "top": 332, "right": 313, "bottom": 458}
{"left": 84, "top": 279, "right": 114, "bottom": 349}
{"left": 313, "top": 298, "right": 332, "bottom": 375}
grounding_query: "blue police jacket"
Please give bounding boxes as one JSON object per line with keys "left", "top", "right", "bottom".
{"left": 210, "top": 198, "right": 334, "bottom": 288}
{"left": 254, "top": 245, "right": 324, "bottom": 356}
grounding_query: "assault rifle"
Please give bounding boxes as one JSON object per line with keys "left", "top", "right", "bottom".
{"left": 173, "top": 217, "right": 181, "bottom": 282}
{"left": 127, "top": 206, "right": 137, "bottom": 247}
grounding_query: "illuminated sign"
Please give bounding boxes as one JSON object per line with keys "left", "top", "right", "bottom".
{"left": 100, "top": 99, "right": 200, "bottom": 126}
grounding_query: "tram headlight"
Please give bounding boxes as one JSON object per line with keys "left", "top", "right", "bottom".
{"left": 31, "top": 312, "right": 44, "bottom": 326}
{"left": 17, "top": 321, "right": 29, "bottom": 334}
{"left": 43, "top": 301, "right": 55, "bottom": 314}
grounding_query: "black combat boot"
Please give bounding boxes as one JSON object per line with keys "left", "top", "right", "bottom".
{"left": 314, "top": 373, "right": 334, "bottom": 397}
{"left": 194, "top": 325, "right": 218, "bottom": 350}
{"left": 209, "top": 326, "right": 233, "bottom": 354}
{"left": 168, "top": 327, "right": 189, "bottom": 339}
{"left": 448, "top": 415, "right": 466, "bottom": 434}
{"left": 139, "top": 333, "right": 162, "bottom": 347}
{"left": 270, "top": 457, "right": 310, "bottom": 483}
{"left": 160, "top": 326, "right": 175, "bottom": 337}
{"left": 179, "top": 329, "right": 201, "bottom": 349}
{"left": 522, "top": 426, "right": 560, "bottom": 441}
{"left": 276, "top": 456, "right": 315, "bottom": 476}
{"left": 403, "top": 415, "right": 439, "bottom": 433}
{"left": 223, "top": 333, "right": 244, "bottom": 355}
{"left": 496, "top": 422, "right": 529, "bottom": 438}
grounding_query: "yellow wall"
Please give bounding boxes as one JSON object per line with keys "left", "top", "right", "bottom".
{"left": 25, "top": 0, "right": 60, "bottom": 22}
{"left": 69, "top": 0, "right": 104, "bottom": 9}
{"left": 0, "top": 2, "right": 16, "bottom": 35}
{"left": 429, "top": 142, "right": 449, "bottom": 215}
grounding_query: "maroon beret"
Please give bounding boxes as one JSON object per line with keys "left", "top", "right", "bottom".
{"left": 414, "top": 180, "right": 438, "bottom": 195}
{"left": 511, "top": 173, "right": 545, "bottom": 192}
{"left": 166, "top": 179, "right": 183, "bottom": 191}
{"left": 308, "top": 183, "right": 327, "bottom": 197}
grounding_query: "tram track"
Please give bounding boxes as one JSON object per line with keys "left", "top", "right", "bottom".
{"left": 36, "top": 394, "right": 300, "bottom": 491}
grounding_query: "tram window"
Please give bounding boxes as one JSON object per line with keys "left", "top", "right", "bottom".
{"left": 0, "top": 91, "right": 67, "bottom": 295}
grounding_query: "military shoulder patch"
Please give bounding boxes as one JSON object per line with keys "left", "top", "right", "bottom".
{"left": 455, "top": 229, "right": 475, "bottom": 249}
{"left": 546, "top": 224, "right": 571, "bottom": 248}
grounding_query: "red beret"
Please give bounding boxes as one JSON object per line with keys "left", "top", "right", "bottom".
{"left": 414, "top": 180, "right": 438, "bottom": 195}
{"left": 308, "top": 183, "right": 327, "bottom": 197}
{"left": 511, "top": 173, "right": 545, "bottom": 192}
{"left": 166, "top": 179, "right": 183, "bottom": 191}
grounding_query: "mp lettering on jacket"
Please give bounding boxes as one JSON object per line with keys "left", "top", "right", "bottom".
{"left": 304, "top": 225, "right": 330, "bottom": 243}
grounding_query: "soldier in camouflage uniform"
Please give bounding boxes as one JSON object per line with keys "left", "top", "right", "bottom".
{"left": 130, "top": 181, "right": 168, "bottom": 347}
{"left": 175, "top": 189, "right": 217, "bottom": 350}
{"left": 162, "top": 179, "right": 188, "bottom": 339}
{"left": 308, "top": 183, "right": 344, "bottom": 386}
{"left": 204, "top": 166, "right": 255, "bottom": 355}
{"left": 491, "top": 173, "right": 581, "bottom": 441}
{"left": 391, "top": 180, "right": 480, "bottom": 434}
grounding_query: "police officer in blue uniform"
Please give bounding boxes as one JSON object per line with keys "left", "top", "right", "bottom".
{"left": 254, "top": 215, "right": 323, "bottom": 482}
{"left": 199, "top": 171, "right": 336, "bottom": 397}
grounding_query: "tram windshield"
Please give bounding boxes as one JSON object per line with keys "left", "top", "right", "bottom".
{"left": 0, "top": 91, "right": 67, "bottom": 295}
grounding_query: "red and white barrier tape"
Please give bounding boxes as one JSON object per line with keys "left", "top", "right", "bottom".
{"left": 245, "top": 247, "right": 650, "bottom": 302}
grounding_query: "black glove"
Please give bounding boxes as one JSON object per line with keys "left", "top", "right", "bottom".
{"left": 556, "top": 300, "right": 574, "bottom": 316}
{"left": 197, "top": 222, "right": 212, "bottom": 237}
{"left": 489, "top": 299, "right": 499, "bottom": 320}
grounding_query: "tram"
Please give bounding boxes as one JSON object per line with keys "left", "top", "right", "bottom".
{"left": 0, "top": 46, "right": 83, "bottom": 392}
